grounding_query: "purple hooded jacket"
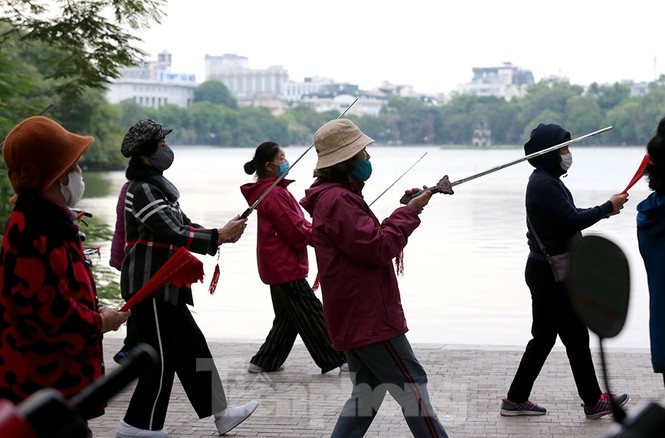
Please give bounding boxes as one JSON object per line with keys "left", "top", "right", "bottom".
{"left": 299, "top": 179, "right": 420, "bottom": 351}
{"left": 109, "top": 182, "right": 129, "bottom": 270}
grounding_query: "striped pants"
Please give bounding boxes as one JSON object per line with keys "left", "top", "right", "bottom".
{"left": 332, "top": 335, "right": 448, "bottom": 438}
{"left": 250, "top": 279, "right": 346, "bottom": 373}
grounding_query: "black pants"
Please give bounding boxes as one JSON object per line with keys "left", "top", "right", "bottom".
{"left": 507, "top": 257, "right": 602, "bottom": 407}
{"left": 122, "top": 315, "right": 139, "bottom": 349}
{"left": 250, "top": 279, "right": 346, "bottom": 373}
{"left": 123, "top": 295, "right": 227, "bottom": 430}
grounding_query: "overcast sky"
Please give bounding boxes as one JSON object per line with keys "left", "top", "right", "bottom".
{"left": 135, "top": 0, "right": 665, "bottom": 94}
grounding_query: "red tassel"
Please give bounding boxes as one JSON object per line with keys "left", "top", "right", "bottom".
{"left": 208, "top": 249, "right": 221, "bottom": 294}
{"left": 395, "top": 251, "right": 404, "bottom": 276}
{"left": 311, "top": 274, "right": 320, "bottom": 292}
{"left": 209, "top": 264, "right": 220, "bottom": 294}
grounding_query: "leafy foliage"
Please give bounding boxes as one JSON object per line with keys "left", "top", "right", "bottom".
{"left": 194, "top": 80, "right": 237, "bottom": 108}
{"left": 0, "top": 0, "right": 166, "bottom": 99}
{"left": 77, "top": 215, "right": 121, "bottom": 303}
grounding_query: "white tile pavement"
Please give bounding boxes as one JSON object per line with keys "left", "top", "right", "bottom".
{"left": 89, "top": 338, "right": 663, "bottom": 438}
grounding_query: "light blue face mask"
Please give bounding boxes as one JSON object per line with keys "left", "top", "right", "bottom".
{"left": 272, "top": 161, "right": 290, "bottom": 176}
{"left": 351, "top": 160, "right": 372, "bottom": 181}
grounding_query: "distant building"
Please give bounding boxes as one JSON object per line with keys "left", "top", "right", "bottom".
{"left": 105, "top": 51, "right": 197, "bottom": 108}
{"left": 456, "top": 62, "right": 534, "bottom": 100}
{"left": 205, "top": 54, "right": 288, "bottom": 100}
{"left": 471, "top": 116, "right": 492, "bottom": 147}
{"left": 374, "top": 81, "right": 417, "bottom": 98}
{"left": 284, "top": 76, "right": 335, "bottom": 102}
{"left": 299, "top": 91, "right": 384, "bottom": 117}
{"left": 106, "top": 51, "right": 432, "bottom": 117}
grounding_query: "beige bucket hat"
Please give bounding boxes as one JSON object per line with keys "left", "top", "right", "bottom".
{"left": 314, "top": 119, "right": 374, "bottom": 169}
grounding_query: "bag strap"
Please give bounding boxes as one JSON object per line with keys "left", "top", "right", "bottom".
{"left": 527, "top": 217, "right": 551, "bottom": 258}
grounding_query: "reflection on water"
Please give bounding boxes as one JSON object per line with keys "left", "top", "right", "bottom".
{"left": 81, "top": 145, "right": 651, "bottom": 349}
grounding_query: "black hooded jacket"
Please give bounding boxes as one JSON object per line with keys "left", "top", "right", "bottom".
{"left": 524, "top": 124, "right": 613, "bottom": 258}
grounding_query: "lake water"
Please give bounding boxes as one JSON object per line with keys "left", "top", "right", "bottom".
{"left": 80, "top": 144, "right": 653, "bottom": 350}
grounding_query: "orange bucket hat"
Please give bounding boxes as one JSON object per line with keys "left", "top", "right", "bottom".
{"left": 2, "top": 116, "right": 93, "bottom": 201}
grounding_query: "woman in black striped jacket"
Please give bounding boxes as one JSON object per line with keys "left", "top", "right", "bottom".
{"left": 116, "top": 118, "right": 258, "bottom": 438}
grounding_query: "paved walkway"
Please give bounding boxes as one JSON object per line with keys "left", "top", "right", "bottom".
{"left": 89, "top": 337, "right": 663, "bottom": 438}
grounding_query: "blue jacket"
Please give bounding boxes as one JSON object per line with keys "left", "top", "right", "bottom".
{"left": 637, "top": 192, "right": 665, "bottom": 372}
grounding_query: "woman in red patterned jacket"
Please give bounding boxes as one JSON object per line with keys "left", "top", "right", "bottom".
{"left": 0, "top": 117, "right": 129, "bottom": 421}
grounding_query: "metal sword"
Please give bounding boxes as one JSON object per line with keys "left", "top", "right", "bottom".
{"left": 400, "top": 126, "right": 612, "bottom": 204}
{"left": 368, "top": 152, "right": 428, "bottom": 207}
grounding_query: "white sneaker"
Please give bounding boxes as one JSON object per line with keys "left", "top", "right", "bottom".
{"left": 247, "top": 363, "right": 284, "bottom": 373}
{"left": 116, "top": 420, "right": 167, "bottom": 437}
{"left": 339, "top": 363, "right": 349, "bottom": 373}
{"left": 214, "top": 400, "right": 259, "bottom": 435}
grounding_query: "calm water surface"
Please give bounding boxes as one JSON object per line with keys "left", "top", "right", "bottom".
{"left": 81, "top": 145, "right": 652, "bottom": 349}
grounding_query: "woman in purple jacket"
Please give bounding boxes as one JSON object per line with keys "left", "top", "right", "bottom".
{"left": 300, "top": 120, "right": 448, "bottom": 438}
{"left": 241, "top": 141, "right": 346, "bottom": 374}
{"left": 109, "top": 181, "right": 138, "bottom": 364}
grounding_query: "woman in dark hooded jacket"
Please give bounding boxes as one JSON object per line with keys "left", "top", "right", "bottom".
{"left": 500, "top": 123, "right": 630, "bottom": 419}
{"left": 637, "top": 117, "right": 665, "bottom": 385}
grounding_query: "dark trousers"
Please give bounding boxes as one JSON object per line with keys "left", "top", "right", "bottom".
{"left": 123, "top": 296, "right": 227, "bottom": 430}
{"left": 507, "top": 257, "right": 602, "bottom": 407}
{"left": 331, "top": 335, "right": 447, "bottom": 438}
{"left": 250, "top": 279, "right": 346, "bottom": 373}
{"left": 122, "top": 315, "right": 139, "bottom": 349}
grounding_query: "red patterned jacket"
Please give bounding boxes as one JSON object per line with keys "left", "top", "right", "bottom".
{"left": 0, "top": 192, "right": 103, "bottom": 409}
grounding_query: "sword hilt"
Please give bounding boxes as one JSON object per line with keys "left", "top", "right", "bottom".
{"left": 399, "top": 175, "right": 454, "bottom": 204}
{"left": 399, "top": 186, "right": 441, "bottom": 204}
{"left": 239, "top": 207, "right": 253, "bottom": 220}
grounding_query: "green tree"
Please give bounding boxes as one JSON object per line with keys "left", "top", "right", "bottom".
{"left": 194, "top": 80, "right": 237, "bottom": 108}
{"left": 187, "top": 102, "right": 236, "bottom": 145}
{"left": 588, "top": 82, "right": 631, "bottom": 112}
{"left": 563, "top": 95, "right": 603, "bottom": 141}
{"left": 277, "top": 111, "right": 314, "bottom": 146}
{"left": 606, "top": 98, "right": 642, "bottom": 145}
{"left": 518, "top": 81, "right": 583, "bottom": 129}
{"left": 52, "top": 89, "right": 126, "bottom": 170}
{"left": 0, "top": 27, "right": 49, "bottom": 132}
{"left": 522, "top": 109, "right": 563, "bottom": 140}
{"left": 233, "top": 107, "right": 289, "bottom": 147}
{"left": 0, "top": 0, "right": 167, "bottom": 99}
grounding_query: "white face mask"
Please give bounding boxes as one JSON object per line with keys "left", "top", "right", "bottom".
{"left": 560, "top": 152, "right": 573, "bottom": 171}
{"left": 60, "top": 171, "right": 85, "bottom": 207}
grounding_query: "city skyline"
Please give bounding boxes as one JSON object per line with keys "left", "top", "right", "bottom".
{"left": 135, "top": 0, "right": 664, "bottom": 94}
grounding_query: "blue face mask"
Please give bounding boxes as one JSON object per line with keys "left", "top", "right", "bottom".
{"left": 272, "top": 161, "right": 290, "bottom": 176}
{"left": 351, "top": 160, "right": 372, "bottom": 181}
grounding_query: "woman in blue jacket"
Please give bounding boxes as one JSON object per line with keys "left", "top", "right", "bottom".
{"left": 637, "top": 117, "right": 665, "bottom": 385}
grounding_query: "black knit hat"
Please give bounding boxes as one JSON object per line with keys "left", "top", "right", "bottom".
{"left": 121, "top": 118, "right": 172, "bottom": 158}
